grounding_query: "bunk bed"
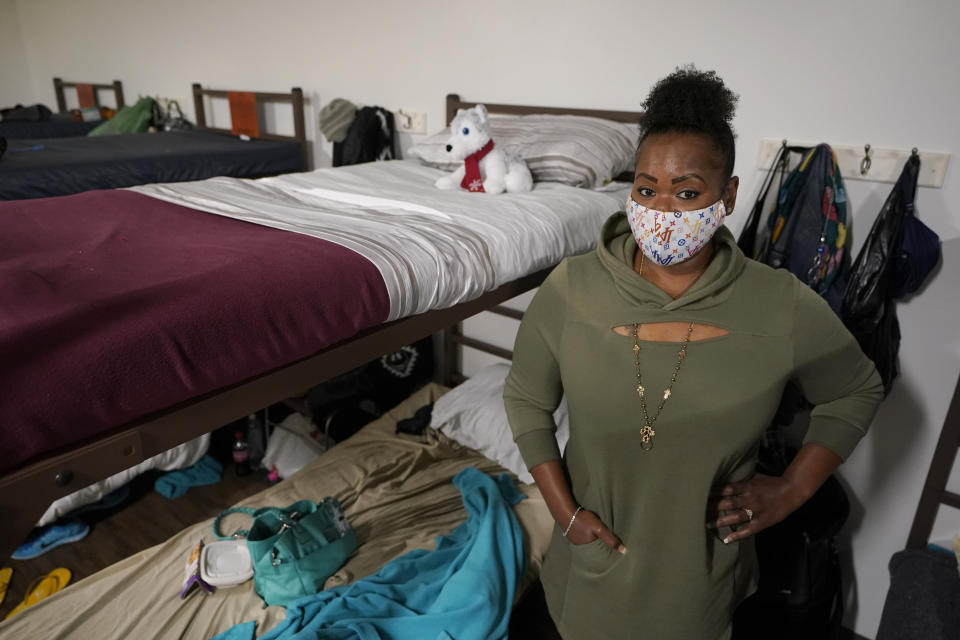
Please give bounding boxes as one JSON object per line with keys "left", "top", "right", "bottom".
{"left": 0, "top": 338, "right": 555, "bottom": 638}
{"left": 0, "top": 83, "right": 307, "bottom": 200}
{"left": 0, "top": 77, "right": 125, "bottom": 140}
{"left": 0, "top": 93, "right": 642, "bottom": 559}
{"left": 876, "top": 373, "right": 960, "bottom": 639}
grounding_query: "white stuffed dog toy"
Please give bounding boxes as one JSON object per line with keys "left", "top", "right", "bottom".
{"left": 434, "top": 104, "right": 532, "bottom": 194}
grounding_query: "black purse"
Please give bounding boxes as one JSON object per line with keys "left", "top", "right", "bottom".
{"left": 842, "top": 154, "right": 938, "bottom": 395}
{"left": 161, "top": 100, "right": 193, "bottom": 132}
{"left": 737, "top": 141, "right": 791, "bottom": 259}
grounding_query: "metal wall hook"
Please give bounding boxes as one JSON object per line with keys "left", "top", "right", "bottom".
{"left": 860, "top": 144, "right": 872, "bottom": 175}
{"left": 395, "top": 109, "right": 412, "bottom": 129}
{"left": 756, "top": 138, "right": 949, "bottom": 188}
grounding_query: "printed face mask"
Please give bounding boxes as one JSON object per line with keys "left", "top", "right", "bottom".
{"left": 626, "top": 197, "right": 727, "bottom": 266}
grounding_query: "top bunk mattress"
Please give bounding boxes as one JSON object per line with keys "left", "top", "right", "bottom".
{"left": 0, "top": 160, "right": 630, "bottom": 473}
{"left": 0, "top": 130, "right": 303, "bottom": 200}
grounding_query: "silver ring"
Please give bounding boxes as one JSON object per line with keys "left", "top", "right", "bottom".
{"left": 743, "top": 507, "right": 754, "bottom": 521}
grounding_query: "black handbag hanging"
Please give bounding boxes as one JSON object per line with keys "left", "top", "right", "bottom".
{"left": 737, "top": 141, "right": 791, "bottom": 258}
{"left": 842, "top": 153, "right": 939, "bottom": 395}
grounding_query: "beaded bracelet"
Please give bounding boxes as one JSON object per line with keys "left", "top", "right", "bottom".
{"left": 562, "top": 506, "right": 583, "bottom": 537}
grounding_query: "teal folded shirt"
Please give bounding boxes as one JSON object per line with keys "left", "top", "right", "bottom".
{"left": 154, "top": 454, "right": 222, "bottom": 499}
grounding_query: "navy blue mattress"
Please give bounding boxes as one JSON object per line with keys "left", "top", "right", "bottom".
{"left": 0, "top": 130, "right": 303, "bottom": 200}
{"left": 0, "top": 114, "right": 101, "bottom": 139}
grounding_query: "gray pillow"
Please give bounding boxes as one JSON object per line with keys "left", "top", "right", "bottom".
{"left": 409, "top": 113, "right": 638, "bottom": 188}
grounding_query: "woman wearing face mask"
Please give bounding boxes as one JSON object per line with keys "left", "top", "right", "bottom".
{"left": 504, "top": 66, "right": 883, "bottom": 640}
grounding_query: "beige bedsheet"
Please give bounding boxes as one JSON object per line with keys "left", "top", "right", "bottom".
{"left": 0, "top": 384, "right": 552, "bottom": 639}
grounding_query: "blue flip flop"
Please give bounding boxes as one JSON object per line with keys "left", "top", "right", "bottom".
{"left": 11, "top": 520, "right": 90, "bottom": 560}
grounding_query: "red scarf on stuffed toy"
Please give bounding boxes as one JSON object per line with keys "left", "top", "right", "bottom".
{"left": 460, "top": 139, "right": 495, "bottom": 192}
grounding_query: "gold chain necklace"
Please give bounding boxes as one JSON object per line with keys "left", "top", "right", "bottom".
{"left": 632, "top": 322, "right": 693, "bottom": 450}
{"left": 634, "top": 250, "right": 694, "bottom": 451}
{"left": 633, "top": 251, "right": 694, "bottom": 451}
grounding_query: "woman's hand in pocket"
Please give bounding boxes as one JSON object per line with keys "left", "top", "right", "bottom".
{"left": 566, "top": 509, "right": 626, "bottom": 554}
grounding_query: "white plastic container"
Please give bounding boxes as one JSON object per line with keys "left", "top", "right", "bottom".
{"left": 200, "top": 540, "right": 254, "bottom": 588}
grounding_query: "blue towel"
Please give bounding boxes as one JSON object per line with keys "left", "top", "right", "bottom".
{"left": 211, "top": 467, "right": 526, "bottom": 640}
{"left": 154, "top": 454, "right": 223, "bottom": 499}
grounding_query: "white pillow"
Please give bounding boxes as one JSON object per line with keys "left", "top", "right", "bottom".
{"left": 408, "top": 113, "right": 638, "bottom": 188}
{"left": 430, "top": 362, "right": 568, "bottom": 484}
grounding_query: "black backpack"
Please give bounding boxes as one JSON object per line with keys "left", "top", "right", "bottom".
{"left": 0, "top": 103, "right": 53, "bottom": 122}
{"left": 333, "top": 106, "right": 397, "bottom": 167}
{"left": 739, "top": 143, "right": 851, "bottom": 313}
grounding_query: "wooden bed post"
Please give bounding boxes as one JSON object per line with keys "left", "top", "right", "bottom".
{"left": 113, "top": 80, "right": 125, "bottom": 109}
{"left": 439, "top": 305, "right": 523, "bottom": 387}
{"left": 53, "top": 77, "right": 67, "bottom": 113}
{"left": 439, "top": 325, "right": 461, "bottom": 387}
{"left": 445, "top": 94, "right": 460, "bottom": 127}
{"left": 292, "top": 87, "right": 307, "bottom": 170}
{"left": 192, "top": 83, "right": 207, "bottom": 129}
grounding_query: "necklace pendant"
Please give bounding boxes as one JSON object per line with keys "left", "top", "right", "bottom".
{"left": 639, "top": 424, "right": 655, "bottom": 451}
{"left": 663, "top": 389, "right": 671, "bottom": 400}
{"left": 637, "top": 384, "right": 645, "bottom": 396}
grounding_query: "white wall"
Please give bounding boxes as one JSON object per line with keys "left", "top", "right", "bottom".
{"left": 0, "top": 0, "right": 33, "bottom": 106}
{"left": 13, "top": 1, "right": 960, "bottom": 637}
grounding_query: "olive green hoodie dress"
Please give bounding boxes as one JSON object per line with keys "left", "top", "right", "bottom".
{"left": 504, "top": 213, "right": 883, "bottom": 640}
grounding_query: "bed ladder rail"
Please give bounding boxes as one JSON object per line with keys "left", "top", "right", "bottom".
{"left": 439, "top": 304, "right": 526, "bottom": 387}
{"left": 906, "top": 373, "right": 960, "bottom": 548}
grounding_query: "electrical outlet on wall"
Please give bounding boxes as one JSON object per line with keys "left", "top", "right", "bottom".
{"left": 396, "top": 109, "right": 427, "bottom": 135}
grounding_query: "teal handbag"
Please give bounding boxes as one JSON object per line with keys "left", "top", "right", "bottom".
{"left": 213, "top": 497, "right": 357, "bottom": 606}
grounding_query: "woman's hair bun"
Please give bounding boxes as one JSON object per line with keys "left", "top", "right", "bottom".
{"left": 638, "top": 65, "right": 739, "bottom": 177}
{"left": 639, "top": 64, "right": 738, "bottom": 133}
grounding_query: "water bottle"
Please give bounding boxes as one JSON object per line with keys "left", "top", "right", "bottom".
{"left": 232, "top": 431, "right": 251, "bottom": 476}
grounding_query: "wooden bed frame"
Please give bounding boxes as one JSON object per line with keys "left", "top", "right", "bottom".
{"left": 0, "top": 94, "right": 641, "bottom": 558}
{"left": 53, "top": 77, "right": 125, "bottom": 112}
{"left": 192, "top": 83, "right": 309, "bottom": 171}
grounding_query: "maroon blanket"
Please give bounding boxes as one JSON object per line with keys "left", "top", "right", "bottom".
{"left": 0, "top": 190, "right": 391, "bottom": 473}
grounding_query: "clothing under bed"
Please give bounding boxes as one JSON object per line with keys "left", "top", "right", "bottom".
{"left": 0, "top": 384, "right": 554, "bottom": 639}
